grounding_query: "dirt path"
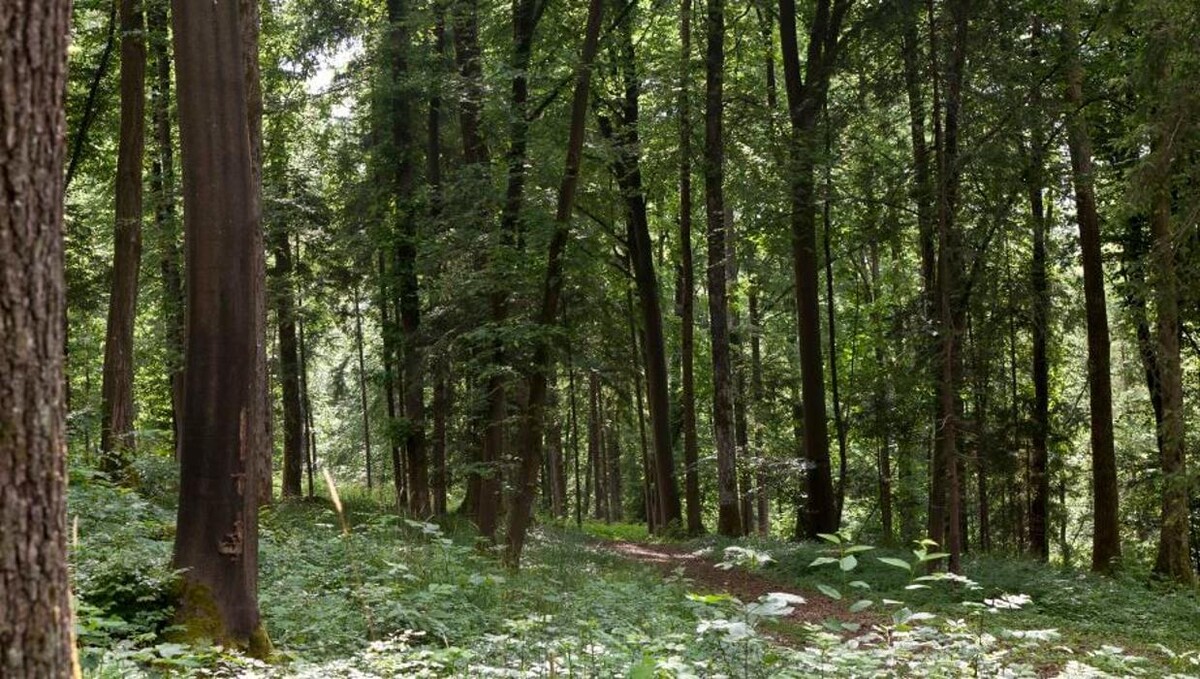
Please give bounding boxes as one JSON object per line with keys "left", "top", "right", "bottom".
{"left": 600, "top": 540, "right": 874, "bottom": 629}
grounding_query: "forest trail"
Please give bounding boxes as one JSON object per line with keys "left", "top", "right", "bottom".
{"left": 599, "top": 540, "right": 872, "bottom": 629}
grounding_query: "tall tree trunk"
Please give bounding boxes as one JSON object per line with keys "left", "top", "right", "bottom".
{"left": 240, "top": 0, "right": 272, "bottom": 508}
{"left": 705, "top": 0, "right": 742, "bottom": 537}
{"left": 0, "top": 2, "right": 76, "bottom": 671}
{"left": 386, "top": 0, "right": 428, "bottom": 517}
{"left": 930, "top": 0, "right": 968, "bottom": 572}
{"left": 1026, "top": 17, "right": 1050, "bottom": 561}
{"left": 607, "top": 403, "right": 624, "bottom": 522}
{"left": 100, "top": 0, "right": 147, "bottom": 476}
{"left": 778, "top": 0, "right": 850, "bottom": 538}
{"left": 750, "top": 281, "right": 770, "bottom": 534}
{"left": 1147, "top": 26, "right": 1192, "bottom": 582}
{"left": 504, "top": 0, "right": 605, "bottom": 566}
{"left": 432, "top": 364, "right": 450, "bottom": 514}
{"left": 900, "top": 0, "right": 933, "bottom": 545}
{"left": 729, "top": 212, "right": 755, "bottom": 535}
{"left": 678, "top": 0, "right": 704, "bottom": 536}
{"left": 298, "top": 305, "right": 316, "bottom": 500}
{"left": 589, "top": 371, "right": 607, "bottom": 520}
{"left": 822, "top": 143, "right": 848, "bottom": 524}
{"left": 868, "top": 242, "right": 894, "bottom": 545}
{"left": 170, "top": 0, "right": 268, "bottom": 649}
{"left": 1062, "top": 10, "right": 1120, "bottom": 572}
{"left": 147, "top": 0, "right": 184, "bottom": 454}
{"left": 272, "top": 221, "right": 304, "bottom": 498}
{"left": 378, "top": 253, "right": 404, "bottom": 507}
{"left": 354, "top": 289, "right": 375, "bottom": 491}
{"left": 604, "top": 7, "right": 683, "bottom": 529}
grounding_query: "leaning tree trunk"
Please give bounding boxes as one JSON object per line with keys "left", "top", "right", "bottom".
{"left": 705, "top": 0, "right": 743, "bottom": 538}
{"left": 504, "top": 0, "right": 605, "bottom": 566}
{"left": 170, "top": 0, "right": 269, "bottom": 652}
{"left": 1062, "top": 8, "right": 1120, "bottom": 573}
{"left": 0, "top": 1, "right": 76, "bottom": 672}
{"left": 607, "top": 8, "right": 683, "bottom": 529}
{"left": 100, "top": 0, "right": 147, "bottom": 476}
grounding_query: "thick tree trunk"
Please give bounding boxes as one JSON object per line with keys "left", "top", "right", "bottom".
{"left": 0, "top": 2, "right": 76, "bottom": 672}
{"left": 678, "top": 0, "right": 704, "bottom": 536}
{"left": 1026, "top": 18, "right": 1050, "bottom": 561}
{"left": 705, "top": 0, "right": 743, "bottom": 538}
{"left": 147, "top": 0, "right": 184, "bottom": 453}
{"left": 171, "top": 0, "right": 268, "bottom": 650}
{"left": 504, "top": 0, "right": 605, "bottom": 566}
{"left": 1063, "top": 12, "right": 1120, "bottom": 573}
{"left": 274, "top": 228, "right": 304, "bottom": 498}
{"left": 777, "top": 0, "right": 849, "bottom": 538}
{"left": 100, "top": 0, "right": 146, "bottom": 476}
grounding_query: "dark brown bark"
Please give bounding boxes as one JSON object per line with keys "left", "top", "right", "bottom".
{"left": 0, "top": 1, "right": 75, "bottom": 671}
{"left": 273, "top": 225, "right": 304, "bottom": 498}
{"left": 504, "top": 0, "right": 605, "bottom": 566}
{"left": 705, "top": 0, "right": 742, "bottom": 538}
{"left": 240, "top": 0, "right": 272, "bottom": 508}
{"left": 729, "top": 213, "right": 754, "bottom": 536}
{"left": 1062, "top": 12, "right": 1120, "bottom": 573}
{"left": 778, "top": 0, "right": 850, "bottom": 538}
{"left": 568, "top": 359, "right": 584, "bottom": 526}
{"left": 100, "top": 0, "right": 147, "bottom": 476}
{"left": 170, "top": 0, "right": 267, "bottom": 648}
{"left": 678, "top": 0, "right": 704, "bottom": 536}
{"left": 147, "top": 0, "right": 184, "bottom": 454}
{"left": 604, "top": 11, "right": 683, "bottom": 530}
{"left": 298, "top": 303, "right": 316, "bottom": 500}
{"left": 1026, "top": 18, "right": 1050, "bottom": 561}
{"left": 929, "top": 0, "right": 968, "bottom": 572}
{"left": 386, "top": 0, "right": 429, "bottom": 517}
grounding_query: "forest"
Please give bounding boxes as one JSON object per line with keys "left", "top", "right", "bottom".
{"left": 2, "top": 0, "right": 1200, "bottom": 675}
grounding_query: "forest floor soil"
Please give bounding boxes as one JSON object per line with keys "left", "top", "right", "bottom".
{"left": 598, "top": 540, "right": 875, "bottom": 630}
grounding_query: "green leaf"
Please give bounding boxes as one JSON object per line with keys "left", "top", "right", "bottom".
{"left": 849, "top": 599, "right": 874, "bottom": 613}
{"left": 155, "top": 643, "right": 187, "bottom": 659}
{"left": 816, "top": 584, "right": 842, "bottom": 600}
{"left": 817, "top": 533, "right": 842, "bottom": 545}
{"left": 918, "top": 552, "right": 951, "bottom": 563}
{"left": 839, "top": 555, "right": 858, "bottom": 572}
{"left": 848, "top": 580, "right": 871, "bottom": 590}
{"left": 877, "top": 557, "right": 913, "bottom": 571}
{"left": 629, "top": 656, "right": 658, "bottom": 679}
{"left": 809, "top": 556, "right": 838, "bottom": 568}
{"left": 842, "top": 545, "right": 875, "bottom": 554}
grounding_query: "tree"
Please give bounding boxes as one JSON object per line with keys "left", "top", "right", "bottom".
{"left": 505, "top": 0, "right": 606, "bottom": 565}
{"left": 704, "top": 0, "right": 743, "bottom": 537}
{"left": 0, "top": 0, "right": 76, "bottom": 672}
{"left": 100, "top": 0, "right": 147, "bottom": 475}
{"left": 1026, "top": 17, "right": 1050, "bottom": 561}
{"left": 1062, "top": 7, "right": 1120, "bottom": 573}
{"left": 170, "top": 0, "right": 269, "bottom": 650}
{"left": 677, "top": 0, "right": 705, "bottom": 536}
{"left": 777, "top": 0, "right": 851, "bottom": 538}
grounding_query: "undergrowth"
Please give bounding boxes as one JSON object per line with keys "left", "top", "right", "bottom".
{"left": 69, "top": 469, "right": 1200, "bottom": 677}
